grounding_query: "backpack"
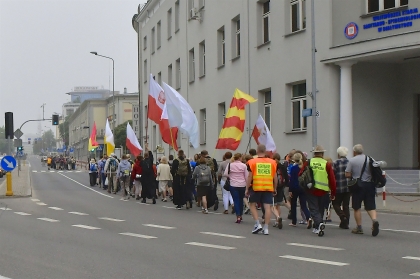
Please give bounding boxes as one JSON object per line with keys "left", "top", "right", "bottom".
{"left": 109, "top": 159, "right": 118, "bottom": 172}
{"left": 205, "top": 157, "right": 215, "bottom": 174}
{"left": 197, "top": 165, "right": 211, "bottom": 186}
{"left": 369, "top": 156, "right": 386, "bottom": 188}
{"left": 277, "top": 163, "right": 289, "bottom": 188}
{"left": 298, "top": 160, "right": 314, "bottom": 190}
{"left": 176, "top": 158, "right": 189, "bottom": 176}
{"left": 90, "top": 163, "right": 97, "bottom": 172}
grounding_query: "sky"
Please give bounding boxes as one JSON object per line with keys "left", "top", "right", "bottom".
{"left": 0, "top": 0, "right": 146, "bottom": 139}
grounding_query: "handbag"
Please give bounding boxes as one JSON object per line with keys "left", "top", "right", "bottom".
{"left": 135, "top": 174, "right": 142, "bottom": 181}
{"left": 104, "top": 177, "right": 109, "bottom": 186}
{"left": 347, "top": 156, "right": 367, "bottom": 191}
{"left": 223, "top": 163, "right": 231, "bottom": 191}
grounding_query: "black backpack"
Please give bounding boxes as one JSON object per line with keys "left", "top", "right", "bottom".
{"left": 369, "top": 156, "right": 386, "bottom": 188}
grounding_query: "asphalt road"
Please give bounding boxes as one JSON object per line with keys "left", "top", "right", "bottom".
{"left": 0, "top": 156, "right": 419, "bottom": 279}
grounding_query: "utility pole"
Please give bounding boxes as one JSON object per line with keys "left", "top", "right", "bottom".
{"left": 41, "top": 103, "right": 46, "bottom": 120}
{"left": 311, "top": 0, "right": 318, "bottom": 149}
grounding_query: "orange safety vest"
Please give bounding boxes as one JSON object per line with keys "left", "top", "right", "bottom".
{"left": 47, "top": 158, "right": 52, "bottom": 164}
{"left": 248, "top": 157, "right": 276, "bottom": 192}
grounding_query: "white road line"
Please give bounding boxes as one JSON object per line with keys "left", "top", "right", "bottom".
{"left": 0, "top": 274, "right": 12, "bottom": 279}
{"left": 36, "top": 202, "right": 47, "bottom": 205}
{"left": 410, "top": 272, "right": 420, "bottom": 277}
{"left": 58, "top": 171, "right": 63, "bottom": 173}
{"left": 32, "top": 170, "right": 38, "bottom": 173}
{"left": 31, "top": 199, "right": 40, "bottom": 202}
{"left": 279, "top": 255, "right": 349, "bottom": 266}
{"left": 41, "top": 170, "right": 46, "bottom": 173}
{"left": 403, "top": 256, "right": 420, "bottom": 261}
{"left": 383, "top": 229, "right": 420, "bottom": 234}
{"left": 162, "top": 205, "right": 175, "bottom": 209}
{"left": 50, "top": 171, "right": 55, "bottom": 173}
{"left": 287, "top": 243, "right": 344, "bottom": 251}
{"left": 143, "top": 224, "right": 176, "bottom": 229}
{"left": 69, "top": 212, "right": 89, "bottom": 216}
{"left": 196, "top": 211, "right": 222, "bottom": 215}
{"left": 137, "top": 202, "right": 150, "bottom": 205}
{"left": 99, "top": 217, "right": 125, "bottom": 222}
{"left": 14, "top": 212, "right": 31, "bottom": 216}
{"left": 200, "top": 232, "right": 246, "bottom": 239}
{"left": 48, "top": 207, "right": 64, "bottom": 211}
{"left": 186, "top": 242, "right": 236, "bottom": 250}
{"left": 58, "top": 173, "right": 113, "bottom": 198}
{"left": 76, "top": 171, "right": 81, "bottom": 173}
{"left": 72, "top": 224, "right": 101, "bottom": 230}
{"left": 37, "top": 218, "right": 60, "bottom": 222}
{"left": 119, "top": 232, "right": 157, "bottom": 239}
{"left": 0, "top": 207, "right": 12, "bottom": 211}
{"left": 67, "top": 171, "right": 73, "bottom": 173}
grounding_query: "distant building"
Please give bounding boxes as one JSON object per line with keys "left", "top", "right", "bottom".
{"left": 65, "top": 86, "right": 111, "bottom": 103}
{"left": 62, "top": 102, "right": 80, "bottom": 119}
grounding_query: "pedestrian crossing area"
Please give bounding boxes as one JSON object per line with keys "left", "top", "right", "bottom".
{"left": 32, "top": 170, "right": 82, "bottom": 173}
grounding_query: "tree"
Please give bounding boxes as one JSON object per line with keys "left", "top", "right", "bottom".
{"left": 0, "top": 126, "right": 8, "bottom": 154}
{"left": 58, "top": 116, "right": 69, "bottom": 146}
{"left": 114, "top": 120, "right": 132, "bottom": 149}
{"left": 32, "top": 130, "right": 56, "bottom": 154}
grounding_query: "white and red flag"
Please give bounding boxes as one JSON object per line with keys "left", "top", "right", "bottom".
{"left": 252, "top": 114, "right": 276, "bottom": 154}
{"left": 126, "top": 122, "right": 143, "bottom": 157}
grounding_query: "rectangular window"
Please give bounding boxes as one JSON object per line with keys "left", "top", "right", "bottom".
{"left": 176, "top": 58, "right": 181, "bottom": 90}
{"left": 263, "top": 1, "right": 270, "bottom": 43}
{"left": 199, "top": 0, "right": 205, "bottom": 9}
{"left": 168, "top": 64, "right": 173, "bottom": 87}
{"left": 175, "top": 0, "right": 180, "bottom": 32}
{"left": 200, "top": 109, "right": 206, "bottom": 144}
{"left": 143, "top": 35, "right": 147, "bottom": 50}
{"left": 217, "top": 26, "right": 225, "bottom": 67}
{"left": 167, "top": 8, "right": 172, "bottom": 39}
{"left": 236, "top": 19, "right": 241, "bottom": 57}
{"left": 231, "top": 16, "right": 240, "bottom": 58}
{"left": 143, "top": 59, "right": 147, "bottom": 82}
{"left": 367, "top": 0, "right": 408, "bottom": 13}
{"left": 157, "top": 72, "right": 162, "bottom": 85}
{"left": 291, "top": 0, "right": 306, "bottom": 33}
{"left": 264, "top": 91, "right": 272, "bottom": 130}
{"left": 199, "top": 40, "right": 206, "bottom": 77}
{"left": 151, "top": 27, "right": 155, "bottom": 54}
{"left": 218, "top": 102, "right": 226, "bottom": 133}
{"left": 291, "top": 83, "right": 307, "bottom": 131}
{"left": 157, "top": 21, "right": 161, "bottom": 49}
{"left": 189, "top": 48, "right": 195, "bottom": 83}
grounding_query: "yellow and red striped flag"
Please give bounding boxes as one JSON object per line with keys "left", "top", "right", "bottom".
{"left": 215, "top": 89, "right": 257, "bottom": 150}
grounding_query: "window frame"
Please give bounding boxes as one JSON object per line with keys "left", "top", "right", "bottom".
{"left": 264, "top": 91, "right": 272, "bottom": 130}
{"left": 167, "top": 8, "right": 172, "bottom": 39}
{"left": 291, "top": 0, "right": 306, "bottom": 33}
{"left": 199, "top": 40, "right": 206, "bottom": 77}
{"left": 189, "top": 48, "right": 195, "bottom": 83}
{"left": 175, "top": 58, "right": 181, "bottom": 90}
{"left": 175, "top": 0, "right": 180, "bottom": 32}
{"left": 262, "top": 1, "right": 270, "bottom": 44}
{"left": 200, "top": 109, "right": 207, "bottom": 144}
{"left": 291, "top": 83, "right": 307, "bottom": 132}
{"left": 236, "top": 19, "right": 241, "bottom": 57}
{"left": 151, "top": 27, "right": 155, "bottom": 54}
{"left": 366, "top": 0, "right": 409, "bottom": 14}
{"left": 157, "top": 21, "right": 161, "bottom": 49}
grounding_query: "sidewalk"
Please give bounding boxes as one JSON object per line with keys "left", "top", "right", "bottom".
{"left": 0, "top": 162, "right": 32, "bottom": 198}
{"left": 375, "top": 195, "right": 420, "bottom": 215}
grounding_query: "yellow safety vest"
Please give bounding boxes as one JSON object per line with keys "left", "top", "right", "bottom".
{"left": 310, "top": 157, "right": 329, "bottom": 192}
{"left": 248, "top": 157, "right": 276, "bottom": 192}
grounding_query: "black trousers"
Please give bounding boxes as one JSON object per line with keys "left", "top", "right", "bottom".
{"left": 89, "top": 172, "right": 97, "bottom": 186}
{"left": 332, "top": 192, "right": 351, "bottom": 222}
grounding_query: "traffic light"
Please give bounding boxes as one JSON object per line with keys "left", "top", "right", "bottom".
{"left": 91, "top": 148, "right": 95, "bottom": 152}
{"left": 5, "top": 112, "right": 13, "bottom": 139}
{"left": 52, "top": 114, "right": 59, "bottom": 125}
{"left": 17, "top": 146, "right": 24, "bottom": 151}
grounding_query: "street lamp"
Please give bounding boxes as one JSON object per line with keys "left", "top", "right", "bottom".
{"left": 90, "top": 51, "right": 115, "bottom": 131}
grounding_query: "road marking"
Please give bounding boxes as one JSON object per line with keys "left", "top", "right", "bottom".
{"left": 41, "top": 170, "right": 46, "bottom": 173}
{"left": 72, "top": 224, "right": 101, "bottom": 230}
{"left": 137, "top": 202, "right": 150, "bottom": 205}
{"left": 69, "top": 212, "right": 89, "bottom": 216}
{"left": 120, "top": 198, "right": 129, "bottom": 202}
{"left": 196, "top": 211, "right": 222, "bottom": 215}
{"left": 31, "top": 199, "right": 40, "bottom": 202}
{"left": 0, "top": 207, "right": 12, "bottom": 211}
{"left": 14, "top": 212, "right": 31, "bottom": 216}
{"left": 50, "top": 170, "right": 55, "bottom": 173}
{"left": 76, "top": 171, "right": 82, "bottom": 173}
{"left": 99, "top": 217, "right": 125, "bottom": 222}
{"left": 279, "top": 255, "right": 349, "bottom": 266}
{"left": 383, "top": 229, "right": 420, "bottom": 234}
{"left": 36, "top": 202, "right": 47, "bottom": 205}
{"left": 162, "top": 205, "right": 175, "bottom": 209}
{"left": 143, "top": 224, "right": 176, "bottom": 229}
{"left": 32, "top": 170, "right": 38, "bottom": 173}
{"left": 58, "top": 171, "right": 63, "bottom": 173}
{"left": 37, "top": 218, "right": 60, "bottom": 222}
{"left": 403, "top": 256, "right": 420, "bottom": 261}
{"left": 287, "top": 243, "right": 344, "bottom": 251}
{"left": 48, "top": 207, "right": 64, "bottom": 211}
{"left": 410, "top": 272, "right": 420, "bottom": 277}
{"left": 67, "top": 171, "right": 73, "bottom": 173}
{"left": 119, "top": 232, "right": 157, "bottom": 239}
{"left": 58, "top": 173, "right": 113, "bottom": 199}
{"left": 200, "top": 232, "right": 246, "bottom": 239}
{"left": 0, "top": 274, "right": 12, "bottom": 279}
{"left": 186, "top": 242, "right": 236, "bottom": 250}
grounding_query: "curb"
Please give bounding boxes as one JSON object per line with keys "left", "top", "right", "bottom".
{"left": 376, "top": 209, "right": 420, "bottom": 216}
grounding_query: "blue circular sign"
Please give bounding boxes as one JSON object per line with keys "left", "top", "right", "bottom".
{"left": 344, "top": 22, "right": 359, "bottom": 39}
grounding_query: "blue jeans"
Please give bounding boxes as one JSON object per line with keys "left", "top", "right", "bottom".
{"left": 101, "top": 173, "right": 107, "bottom": 188}
{"left": 230, "top": 186, "right": 245, "bottom": 216}
{"left": 291, "top": 188, "right": 311, "bottom": 225}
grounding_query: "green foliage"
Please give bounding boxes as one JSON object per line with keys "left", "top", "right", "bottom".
{"left": 58, "top": 116, "right": 69, "bottom": 146}
{"left": 32, "top": 129, "right": 56, "bottom": 154}
{"left": 114, "top": 120, "right": 132, "bottom": 148}
{"left": 0, "top": 126, "right": 8, "bottom": 154}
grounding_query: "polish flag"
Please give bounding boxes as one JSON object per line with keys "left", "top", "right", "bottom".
{"left": 148, "top": 74, "right": 178, "bottom": 150}
{"left": 252, "top": 114, "right": 276, "bottom": 154}
{"left": 126, "top": 122, "right": 143, "bottom": 156}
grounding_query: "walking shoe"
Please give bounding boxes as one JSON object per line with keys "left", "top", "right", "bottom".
{"left": 372, "top": 221, "right": 380, "bottom": 237}
{"left": 307, "top": 218, "right": 313, "bottom": 229}
{"left": 273, "top": 222, "right": 278, "bottom": 227}
{"left": 339, "top": 217, "right": 349, "bottom": 229}
{"left": 202, "top": 208, "right": 208, "bottom": 214}
{"left": 235, "top": 217, "right": 241, "bottom": 224}
{"left": 223, "top": 210, "right": 229, "bottom": 214}
{"left": 136, "top": 196, "right": 140, "bottom": 200}
{"left": 252, "top": 224, "right": 263, "bottom": 234}
{"left": 313, "top": 228, "right": 320, "bottom": 234}
{"left": 152, "top": 199, "right": 156, "bottom": 204}
{"left": 231, "top": 205, "right": 235, "bottom": 214}
{"left": 263, "top": 228, "right": 269, "bottom": 235}
{"left": 287, "top": 210, "right": 292, "bottom": 220}
{"left": 141, "top": 199, "right": 146, "bottom": 203}
{"left": 298, "top": 220, "right": 307, "bottom": 225}
{"left": 351, "top": 227, "right": 364, "bottom": 234}
{"left": 162, "top": 199, "right": 167, "bottom": 202}
{"left": 244, "top": 207, "right": 250, "bottom": 215}
{"left": 277, "top": 217, "right": 283, "bottom": 229}
{"left": 176, "top": 205, "right": 182, "bottom": 210}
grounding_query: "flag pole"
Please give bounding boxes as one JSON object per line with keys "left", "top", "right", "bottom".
{"left": 169, "top": 128, "right": 176, "bottom": 151}
{"left": 244, "top": 132, "right": 253, "bottom": 155}
{"left": 145, "top": 100, "right": 149, "bottom": 144}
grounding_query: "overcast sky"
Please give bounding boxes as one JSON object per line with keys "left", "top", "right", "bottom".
{"left": 0, "top": 0, "right": 146, "bottom": 138}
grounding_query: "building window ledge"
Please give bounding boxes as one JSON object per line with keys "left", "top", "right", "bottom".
{"left": 361, "top": 6, "right": 408, "bottom": 18}
{"left": 231, "top": 55, "right": 240, "bottom": 62}
{"left": 175, "top": 87, "right": 181, "bottom": 90}
{"left": 157, "top": 46, "right": 161, "bottom": 50}
{"left": 284, "top": 130, "right": 307, "bottom": 134}
{"left": 151, "top": 51, "right": 155, "bottom": 55}
{"left": 168, "top": 35, "right": 172, "bottom": 40}
{"left": 284, "top": 29, "right": 306, "bottom": 38}
{"left": 257, "top": 41, "right": 271, "bottom": 49}
{"left": 217, "top": 64, "right": 225, "bottom": 70}
{"left": 200, "top": 142, "right": 206, "bottom": 146}
{"left": 189, "top": 80, "right": 195, "bottom": 84}
{"left": 199, "top": 74, "right": 205, "bottom": 79}
{"left": 175, "top": 28, "right": 180, "bottom": 34}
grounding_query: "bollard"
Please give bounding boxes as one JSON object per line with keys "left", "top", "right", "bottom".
{"left": 5, "top": 172, "right": 13, "bottom": 196}
{"left": 382, "top": 186, "right": 386, "bottom": 207}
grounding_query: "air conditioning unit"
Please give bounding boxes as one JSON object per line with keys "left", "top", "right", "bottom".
{"left": 189, "top": 8, "right": 199, "bottom": 19}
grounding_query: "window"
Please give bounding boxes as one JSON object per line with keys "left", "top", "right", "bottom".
{"left": 189, "top": 48, "right": 195, "bottom": 83}
{"left": 218, "top": 102, "right": 226, "bottom": 133}
{"left": 143, "top": 35, "right": 147, "bottom": 50}
{"left": 291, "top": 0, "right": 306, "bottom": 32}
{"left": 157, "top": 21, "right": 161, "bottom": 49}
{"left": 367, "top": 0, "right": 408, "bottom": 13}
{"left": 199, "top": 0, "right": 205, "bottom": 9}
{"left": 232, "top": 16, "right": 240, "bottom": 58}
{"left": 264, "top": 91, "right": 271, "bottom": 130}
{"left": 151, "top": 27, "right": 155, "bottom": 53}
{"left": 200, "top": 109, "right": 206, "bottom": 144}
{"left": 168, "top": 64, "right": 173, "bottom": 86}
{"left": 263, "top": 1, "right": 270, "bottom": 43}
{"left": 188, "top": 0, "right": 194, "bottom": 16}
{"left": 217, "top": 26, "right": 225, "bottom": 67}
{"left": 175, "top": 58, "right": 181, "bottom": 90}
{"left": 167, "top": 8, "right": 172, "bottom": 39}
{"left": 291, "top": 83, "right": 307, "bottom": 131}
{"left": 157, "top": 72, "right": 162, "bottom": 85}
{"left": 143, "top": 59, "right": 148, "bottom": 82}
{"left": 199, "top": 40, "right": 206, "bottom": 77}
{"left": 175, "top": 0, "right": 180, "bottom": 32}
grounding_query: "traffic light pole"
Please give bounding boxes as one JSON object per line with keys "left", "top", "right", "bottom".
{"left": 19, "top": 118, "right": 52, "bottom": 130}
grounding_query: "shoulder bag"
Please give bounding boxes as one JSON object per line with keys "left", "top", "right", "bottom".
{"left": 223, "top": 163, "right": 231, "bottom": 191}
{"left": 347, "top": 156, "right": 367, "bottom": 191}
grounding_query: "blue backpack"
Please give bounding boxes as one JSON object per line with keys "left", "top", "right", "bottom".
{"left": 90, "top": 163, "right": 97, "bottom": 172}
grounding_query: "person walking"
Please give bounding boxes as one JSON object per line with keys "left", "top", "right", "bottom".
{"left": 105, "top": 154, "right": 119, "bottom": 194}
{"left": 246, "top": 144, "right": 278, "bottom": 235}
{"left": 171, "top": 150, "right": 192, "bottom": 209}
{"left": 157, "top": 156, "right": 172, "bottom": 202}
{"left": 140, "top": 144, "right": 157, "bottom": 204}
{"left": 98, "top": 155, "right": 108, "bottom": 190}
{"left": 223, "top": 153, "right": 248, "bottom": 223}
{"left": 333, "top": 147, "right": 351, "bottom": 229}
{"left": 218, "top": 152, "right": 235, "bottom": 214}
{"left": 345, "top": 144, "right": 380, "bottom": 236}
{"left": 117, "top": 155, "right": 132, "bottom": 200}
{"left": 192, "top": 157, "right": 214, "bottom": 214}
{"left": 131, "top": 155, "right": 143, "bottom": 200}
{"left": 306, "top": 145, "right": 336, "bottom": 236}
{"left": 88, "top": 159, "right": 98, "bottom": 187}
{"left": 201, "top": 150, "right": 219, "bottom": 211}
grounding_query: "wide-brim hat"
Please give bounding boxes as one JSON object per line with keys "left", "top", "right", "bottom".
{"left": 312, "top": 145, "right": 326, "bottom": 153}
{"left": 110, "top": 153, "right": 116, "bottom": 157}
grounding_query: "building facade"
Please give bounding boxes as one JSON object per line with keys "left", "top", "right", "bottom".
{"left": 133, "top": 0, "right": 420, "bottom": 168}
{"left": 66, "top": 86, "right": 111, "bottom": 103}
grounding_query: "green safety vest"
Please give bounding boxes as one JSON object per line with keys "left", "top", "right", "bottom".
{"left": 309, "top": 157, "right": 329, "bottom": 192}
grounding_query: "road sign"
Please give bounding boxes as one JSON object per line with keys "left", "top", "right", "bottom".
{"left": 17, "top": 151, "right": 24, "bottom": 157}
{"left": 14, "top": 129, "right": 23, "bottom": 139}
{"left": 1, "top": 156, "right": 17, "bottom": 172}
{"left": 97, "top": 144, "right": 103, "bottom": 151}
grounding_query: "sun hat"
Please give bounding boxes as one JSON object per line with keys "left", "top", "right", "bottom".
{"left": 311, "top": 145, "right": 326, "bottom": 153}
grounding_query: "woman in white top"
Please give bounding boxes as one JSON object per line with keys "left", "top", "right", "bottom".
{"left": 157, "top": 156, "right": 173, "bottom": 202}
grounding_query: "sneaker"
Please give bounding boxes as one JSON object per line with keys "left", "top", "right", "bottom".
{"left": 273, "top": 222, "right": 278, "bottom": 227}
{"left": 298, "top": 220, "right": 307, "bottom": 225}
{"left": 141, "top": 199, "right": 146, "bottom": 203}
{"left": 307, "top": 218, "right": 313, "bottom": 229}
{"left": 203, "top": 209, "right": 209, "bottom": 214}
{"left": 372, "top": 221, "right": 380, "bottom": 237}
{"left": 162, "top": 199, "right": 167, "bottom": 202}
{"left": 277, "top": 217, "right": 283, "bottom": 229}
{"left": 313, "top": 228, "right": 320, "bottom": 234}
{"left": 223, "top": 210, "right": 229, "bottom": 214}
{"left": 176, "top": 205, "right": 182, "bottom": 210}
{"left": 244, "top": 207, "right": 250, "bottom": 215}
{"left": 252, "top": 224, "right": 263, "bottom": 234}
{"left": 263, "top": 228, "right": 269, "bottom": 235}
{"left": 339, "top": 217, "right": 349, "bottom": 229}
{"left": 351, "top": 227, "right": 364, "bottom": 234}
